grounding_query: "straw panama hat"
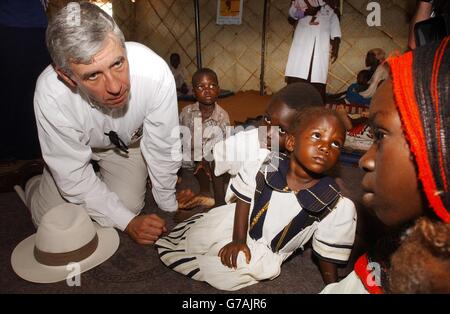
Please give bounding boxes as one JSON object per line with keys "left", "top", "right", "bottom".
{"left": 11, "top": 203, "right": 119, "bottom": 283}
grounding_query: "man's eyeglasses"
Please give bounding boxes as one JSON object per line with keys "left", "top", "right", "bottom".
{"left": 105, "top": 131, "right": 129, "bottom": 154}
{"left": 194, "top": 83, "right": 218, "bottom": 92}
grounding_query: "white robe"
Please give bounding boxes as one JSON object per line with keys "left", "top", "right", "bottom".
{"left": 285, "top": 1, "right": 341, "bottom": 84}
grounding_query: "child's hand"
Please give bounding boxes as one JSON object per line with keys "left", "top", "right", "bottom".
{"left": 218, "top": 241, "right": 251, "bottom": 269}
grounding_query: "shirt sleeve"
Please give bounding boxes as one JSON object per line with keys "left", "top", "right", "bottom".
{"left": 141, "top": 66, "right": 182, "bottom": 212}
{"left": 34, "top": 91, "right": 136, "bottom": 231}
{"left": 312, "top": 196, "right": 357, "bottom": 264}
{"left": 329, "top": 10, "right": 341, "bottom": 39}
{"left": 289, "top": 1, "right": 300, "bottom": 19}
{"left": 229, "top": 158, "right": 264, "bottom": 204}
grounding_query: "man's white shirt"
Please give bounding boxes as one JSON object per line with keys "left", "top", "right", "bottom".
{"left": 34, "top": 42, "right": 182, "bottom": 230}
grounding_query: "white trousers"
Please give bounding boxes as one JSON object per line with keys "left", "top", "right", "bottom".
{"left": 24, "top": 145, "right": 148, "bottom": 227}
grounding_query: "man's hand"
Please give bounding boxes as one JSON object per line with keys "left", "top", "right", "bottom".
{"left": 330, "top": 37, "right": 341, "bottom": 64}
{"left": 125, "top": 214, "right": 167, "bottom": 245}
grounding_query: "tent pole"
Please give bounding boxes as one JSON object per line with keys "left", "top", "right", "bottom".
{"left": 259, "top": 0, "right": 269, "bottom": 95}
{"left": 194, "top": 0, "right": 202, "bottom": 69}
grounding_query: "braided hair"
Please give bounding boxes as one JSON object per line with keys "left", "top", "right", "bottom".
{"left": 388, "top": 36, "right": 450, "bottom": 223}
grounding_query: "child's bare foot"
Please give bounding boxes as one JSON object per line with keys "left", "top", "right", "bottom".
{"left": 179, "top": 194, "right": 215, "bottom": 210}
{"left": 176, "top": 189, "right": 196, "bottom": 208}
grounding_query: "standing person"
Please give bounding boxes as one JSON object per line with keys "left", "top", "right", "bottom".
{"left": 176, "top": 68, "right": 230, "bottom": 218}
{"left": 0, "top": 0, "right": 50, "bottom": 167}
{"left": 15, "top": 2, "right": 182, "bottom": 245}
{"left": 321, "top": 37, "right": 450, "bottom": 293}
{"left": 156, "top": 107, "right": 356, "bottom": 291}
{"left": 285, "top": 0, "right": 341, "bottom": 101}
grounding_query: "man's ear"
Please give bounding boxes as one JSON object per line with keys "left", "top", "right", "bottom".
{"left": 285, "top": 134, "right": 295, "bottom": 153}
{"left": 55, "top": 68, "right": 77, "bottom": 88}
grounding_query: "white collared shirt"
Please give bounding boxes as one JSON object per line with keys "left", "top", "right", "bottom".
{"left": 285, "top": 2, "right": 341, "bottom": 84}
{"left": 34, "top": 42, "right": 182, "bottom": 230}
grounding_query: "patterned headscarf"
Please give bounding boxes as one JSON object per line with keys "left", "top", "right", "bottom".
{"left": 388, "top": 36, "right": 450, "bottom": 223}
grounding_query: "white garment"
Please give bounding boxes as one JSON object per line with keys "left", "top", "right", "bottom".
{"left": 359, "top": 64, "right": 389, "bottom": 99}
{"left": 156, "top": 190, "right": 356, "bottom": 291}
{"left": 213, "top": 128, "right": 270, "bottom": 203}
{"left": 320, "top": 271, "right": 369, "bottom": 294}
{"left": 285, "top": 1, "right": 341, "bottom": 84}
{"left": 34, "top": 42, "right": 182, "bottom": 230}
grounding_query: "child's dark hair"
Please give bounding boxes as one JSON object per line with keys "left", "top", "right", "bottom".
{"left": 292, "top": 107, "right": 346, "bottom": 135}
{"left": 357, "top": 69, "right": 372, "bottom": 85}
{"left": 192, "top": 68, "right": 218, "bottom": 86}
{"left": 270, "top": 82, "right": 323, "bottom": 112}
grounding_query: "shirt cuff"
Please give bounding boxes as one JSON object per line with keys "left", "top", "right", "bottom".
{"left": 113, "top": 210, "right": 137, "bottom": 232}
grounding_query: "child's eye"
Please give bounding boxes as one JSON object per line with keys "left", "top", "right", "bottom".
{"left": 331, "top": 141, "right": 342, "bottom": 149}
{"left": 312, "top": 132, "right": 320, "bottom": 139}
{"left": 278, "top": 128, "right": 287, "bottom": 136}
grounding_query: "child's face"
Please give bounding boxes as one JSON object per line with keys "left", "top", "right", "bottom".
{"left": 359, "top": 79, "right": 424, "bottom": 227}
{"left": 287, "top": 114, "right": 345, "bottom": 175}
{"left": 260, "top": 100, "right": 297, "bottom": 151}
{"left": 193, "top": 74, "right": 220, "bottom": 106}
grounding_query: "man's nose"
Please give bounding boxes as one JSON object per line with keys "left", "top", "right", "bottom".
{"left": 105, "top": 73, "right": 121, "bottom": 95}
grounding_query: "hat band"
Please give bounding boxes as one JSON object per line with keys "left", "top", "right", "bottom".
{"left": 33, "top": 233, "right": 99, "bottom": 266}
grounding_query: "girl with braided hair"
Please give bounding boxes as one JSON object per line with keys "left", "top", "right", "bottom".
{"left": 321, "top": 36, "right": 450, "bottom": 294}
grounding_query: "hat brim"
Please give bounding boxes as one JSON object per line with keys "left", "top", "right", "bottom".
{"left": 11, "top": 224, "right": 119, "bottom": 284}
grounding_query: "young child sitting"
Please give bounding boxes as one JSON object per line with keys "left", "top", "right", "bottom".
{"left": 321, "top": 36, "right": 450, "bottom": 294}
{"left": 177, "top": 68, "right": 230, "bottom": 218}
{"left": 328, "top": 70, "right": 372, "bottom": 106}
{"left": 156, "top": 107, "right": 357, "bottom": 291}
{"left": 213, "top": 82, "right": 324, "bottom": 204}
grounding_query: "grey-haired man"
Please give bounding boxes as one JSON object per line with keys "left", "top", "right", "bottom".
{"left": 18, "top": 2, "right": 182, "bottom": 245}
